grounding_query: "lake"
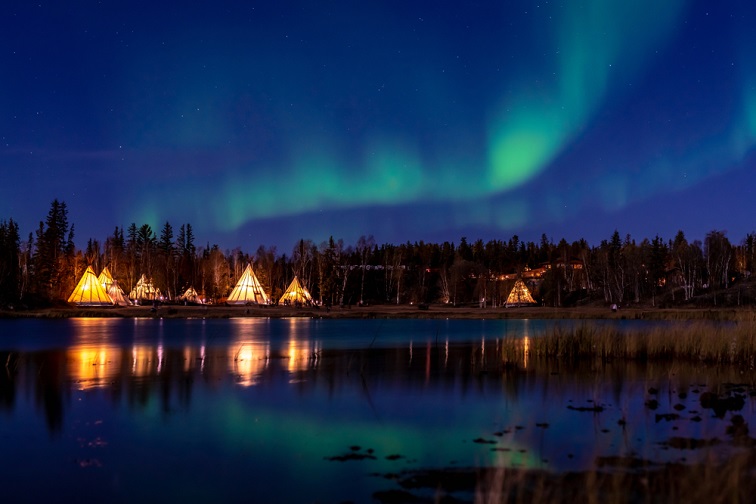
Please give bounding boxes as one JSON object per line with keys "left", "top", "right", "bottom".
{"left": 0, "top": 317, "right": 752, "bottom": 503}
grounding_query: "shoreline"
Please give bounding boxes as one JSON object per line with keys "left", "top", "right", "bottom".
{"left": 2, "top": 303, "right": 755, "bottom": 321}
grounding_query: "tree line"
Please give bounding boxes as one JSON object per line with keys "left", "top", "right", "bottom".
{"left": 1, "top": 199, "right": 755, "bottom": 308}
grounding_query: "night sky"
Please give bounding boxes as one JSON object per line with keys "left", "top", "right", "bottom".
{"left": 2, "top": 1, "right": 755, "bottom": 250}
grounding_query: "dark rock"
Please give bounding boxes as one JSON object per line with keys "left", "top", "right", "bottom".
{"left": 660, "top": 437, "right": 721, "bottom": 450}
{"left": 700, "top": 392, "right": 745, "bottom": 418}
{"left": 726, "top": 414, "right": 749, "bottom": 438}
{"left": 655, "top": 413, "right": 680, "bottom": 423}
{"left": 568, "top": 404, "right": 605, "bottom": 412}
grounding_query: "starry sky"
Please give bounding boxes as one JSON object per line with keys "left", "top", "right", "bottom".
{"left": 2, "top": 1, "right": 755, "bottom": 250}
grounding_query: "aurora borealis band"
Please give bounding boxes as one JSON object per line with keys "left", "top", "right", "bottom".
{"left": 2, "top": 1, "right": 755, "bottom": 248}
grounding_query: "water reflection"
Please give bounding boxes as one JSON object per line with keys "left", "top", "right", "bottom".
{"left": 231, "top": 340, "right": 269, "bottom": 386}
{"left": 69, "top": 345, "right": 121, "bottom": 389}
{"left": 1, "top": 318, "right": 753, "bottom": 503}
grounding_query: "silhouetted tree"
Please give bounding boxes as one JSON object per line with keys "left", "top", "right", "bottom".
{"left": 0, "top": 219, "right": 21, "bottom": 304}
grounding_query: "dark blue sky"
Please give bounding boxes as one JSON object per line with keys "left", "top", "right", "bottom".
{"left": 2, "top": 1, "right": 754, "bottom": 250}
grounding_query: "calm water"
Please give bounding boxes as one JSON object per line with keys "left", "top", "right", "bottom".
{"left": 0, "top": 317, "right": 752, "bottom": 503}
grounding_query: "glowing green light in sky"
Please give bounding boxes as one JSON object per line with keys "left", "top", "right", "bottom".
{"left": 130, "top": 1, "right": 691, "bottom": 236}
{"left": 740, "top": 78, "right": 756, "bottom": 155}
{"left": 487, "top": 0, "right": 686, "bottom": 192}
{"left": 215, "top": 137, "right": 428, "bottom": 232}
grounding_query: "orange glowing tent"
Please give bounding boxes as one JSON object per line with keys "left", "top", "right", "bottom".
{"left": 68, "top": 266, "right": 114, "bottom": 306}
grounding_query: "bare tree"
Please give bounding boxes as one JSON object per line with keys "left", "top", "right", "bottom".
{"left": 704, "top": 230, "right": 733, "bottom": 290}
{"left": 673, "top": 231, "right": 703, "bottom": 300}
{"left": 356, "top": 235, "right": 375, "bottom": 304}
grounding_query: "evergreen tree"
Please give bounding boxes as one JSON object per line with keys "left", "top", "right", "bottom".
{"left": 32, "top": 200, "right": 72, "bottom": 300}
{"left": 0, "top": 219, "right": 21, "bottom": 304}
{"left": 158, "top": 221, "right": 176, "bottom": 298}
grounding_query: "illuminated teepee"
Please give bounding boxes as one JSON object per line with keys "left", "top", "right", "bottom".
{"left": 97, "top": 267, "right": 115, "bottom": 289}
{"left": 278, "top": 276, "right": 313, "bottom": 306}
{"left": 129, "top": 274, "right": 161, "bottom": 302}
{"left": 180, "top": 286, "right": 202, "bottom": 304}
{"left": 106, "top": 283, "right": 131, "bottom": 306}
{"left": 505, "top": 278, "right": 537, "bottom": 307}
{"left": 68, "top": 266, "right": 114, "bottom": 306}
{"left": 98, "top": 267, "right": 131, "bottom": 306}
{"left": 227, "top": 264, "right": 270, "bottom": 305}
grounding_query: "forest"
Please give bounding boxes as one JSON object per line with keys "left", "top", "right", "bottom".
{"left": 1, "top": 199, "right": 755, "bottom": 309}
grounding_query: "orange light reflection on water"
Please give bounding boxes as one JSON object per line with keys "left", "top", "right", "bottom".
{"left": 283, "top": 318, "right": 320, "bottom": 375}
{"left": 67, "top": 317, "right": 324, "bottom": 388}
{"left": 523, "top": 336, "right": 530, "bottom": 369}
{"left": 286, "top": 338, "right": 320, "bottom": 374}
{"left": 131, "top": 345, "right": 160, "bottom": 376}
{"left": 230, "top": 341, "right": 270, "bottom": 386}
{"left": 68, "top": 345, "right": 121, "bottom": 390}
{"left": 522, "top": 319, "right": 531, "bottom": 368}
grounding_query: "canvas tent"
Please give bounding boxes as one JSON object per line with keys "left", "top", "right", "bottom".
{"left": 106, "top": 283, "right": 131, "bottom": 306}
{"left": 97, "top": 267, "right": 115, "bottom": 289}
{"left": 180, "top": 286, "right": 202, "bottom": 304}
{"left": 129, "top": 274, "right": 161, "bottom": 302}
{"left": 68, "top": 266, "right": 114, "bottom": 306}
{"left": 98, "top": 267, "right": 131, "bottom": 306}
{"left": 505, "top": 278, "right": 537, "bottom": 307}
{"left": 227, "top": 264, "right": 270, "bottom": 305}
{"left": 278, "top": 276, "right": 313, "bottom": 306}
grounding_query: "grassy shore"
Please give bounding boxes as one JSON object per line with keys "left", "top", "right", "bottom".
{"left": 2, "top": 302, "right": 756, "bottom": 321}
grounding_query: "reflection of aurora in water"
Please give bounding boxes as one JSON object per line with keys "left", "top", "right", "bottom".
{"left": 1, "top": 317, "right": 754, "bottom": 502}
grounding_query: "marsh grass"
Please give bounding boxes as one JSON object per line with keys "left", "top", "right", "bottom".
{"left": 502, "top": 319, "right": 756, "bottom": 367}
{"left": 382, "top": 450, "right": 756, "bottom": 503}
{"left": 472, "top": 450, "right": 756, "bottom": 504}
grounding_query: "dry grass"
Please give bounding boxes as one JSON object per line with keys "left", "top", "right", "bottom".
{"left": 377, "top": 450, "right": 756, "bottom": 503}
{"left": 473, "top": 452, "right": 756, "bottom": 504}
{"left": 498, "top": 317, "right": 756, "bottom": 367}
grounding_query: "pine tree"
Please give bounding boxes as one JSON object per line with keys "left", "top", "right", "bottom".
{"left": 0, "top": 219, "right": 21, "bottom": 305}
{"left": 158, "top": 221, "right": 176, "bottom": 298}
{"left": 32, "top": 200, "right": 72, "bottom": 300}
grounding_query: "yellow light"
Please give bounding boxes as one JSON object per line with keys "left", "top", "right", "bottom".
{"left": 68, "top": 345, "right": 121, "bottom": 389}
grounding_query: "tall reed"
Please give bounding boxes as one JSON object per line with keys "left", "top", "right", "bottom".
{"left": 502, "top": 320, "right": 756, "bottom": 367}
{"left": 473, "top": 450, "right": 756, "bottom": 504}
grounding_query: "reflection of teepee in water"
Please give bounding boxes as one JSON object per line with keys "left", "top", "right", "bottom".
{"left": 68, "top": 266, "right": 114, "bottom": 306}
{"left": 227, "top": 264, "right": 270, "bottom": 305}
{"left": 505, "top": 278, "right": 537, "bottom": 307}
{"left": 278, "top": 276, "right": 312, "bottom": 305}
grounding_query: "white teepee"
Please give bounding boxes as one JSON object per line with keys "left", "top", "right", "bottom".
{"left": 278, "top": 276, "right": 313, "bottom": 306}
{"left": 180, "top": 286, "right": 202, "bottom": 304}
{"left": 129, "top": 274, "right": 161, "bottom": 302}
{"left": 227, "top": 264, "right": 270, "bottom": 305}
{"left": 98, "top": 267, "right": 131, "bottom": 306}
